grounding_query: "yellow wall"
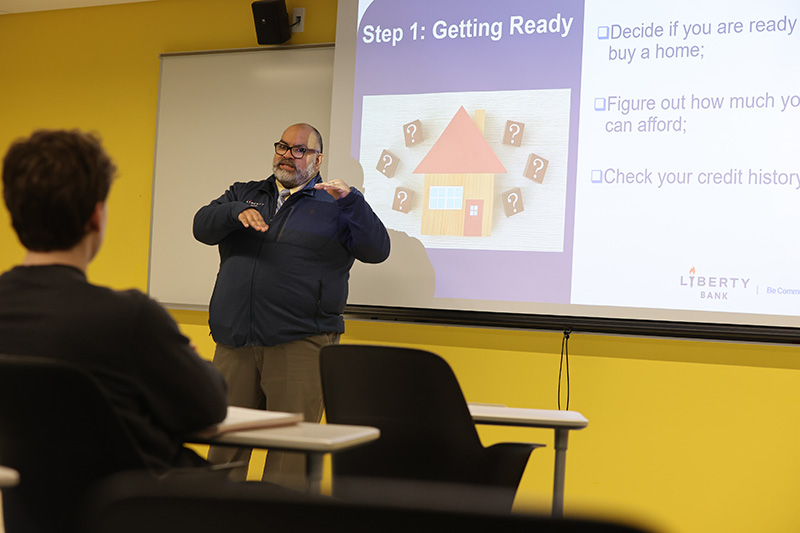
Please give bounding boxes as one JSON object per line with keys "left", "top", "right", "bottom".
{"left": 1, "top": 2, "right": 799, "bottom": 532}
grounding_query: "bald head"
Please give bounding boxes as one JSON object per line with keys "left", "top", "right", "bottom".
{"left": 284, "top": 123, "right": 323, "bottom": 153}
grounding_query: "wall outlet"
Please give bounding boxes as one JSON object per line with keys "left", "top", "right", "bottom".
{"left": 292, "top": 7, "right": 305, "bottom": 33}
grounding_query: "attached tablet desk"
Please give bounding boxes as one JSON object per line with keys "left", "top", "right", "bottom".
{"left": 190, "top": 417, "right": 380, "bottom": 494}
{"left": 468, "top": 404, "right": 588, "bottom": 517}
{"left": 193, "top": 405, "right": 585, "bottom": 511}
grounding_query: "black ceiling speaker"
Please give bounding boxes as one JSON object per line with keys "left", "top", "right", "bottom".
{"left": 252, "top": 0, "right": 291, "bottom": 45}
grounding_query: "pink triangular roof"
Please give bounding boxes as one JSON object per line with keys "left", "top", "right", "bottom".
{"left": 413, "top": 106, "right": 507, "bottom": 174}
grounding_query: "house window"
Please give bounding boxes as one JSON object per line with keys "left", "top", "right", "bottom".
{"left": 429, "top": 186, "right": 463, "bottom": 210}
{"left": 469, "top": 205, "right": 479, "bottom": 216}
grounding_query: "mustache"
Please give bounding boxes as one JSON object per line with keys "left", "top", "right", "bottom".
{"left": 277, "top": 159, "right": 296, "bottom": 168}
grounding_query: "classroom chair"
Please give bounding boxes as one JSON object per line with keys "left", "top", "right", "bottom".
{"left": 319, "top": 344, "right": 544, "bottom": 513}
{"left": 0, "top": 354, "right": 151, "bottom": 533}
{"left": 84, "top": 470, "right": 653, "bottom": 533}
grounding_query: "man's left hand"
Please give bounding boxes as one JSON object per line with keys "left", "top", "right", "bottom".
{"left": 314, "top": 179, "right": 351, "bottom": 200}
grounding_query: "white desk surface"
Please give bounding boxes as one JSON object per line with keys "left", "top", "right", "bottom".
{"left": 0, "top": 465, "right": 19, "bottom": 488}
{"left": 196, "top": 421, "right": 380, "bottom": 453}
{"left": 468, "top": 403, "right": 589, "bottom": 430}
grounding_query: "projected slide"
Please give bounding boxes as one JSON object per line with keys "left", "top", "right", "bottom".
{"left": 334, "top": 0, "right": 800, "bottom": 329}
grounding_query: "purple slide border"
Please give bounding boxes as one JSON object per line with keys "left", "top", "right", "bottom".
{"left": 353, "top": 0, "right": 586, "bottom": 304}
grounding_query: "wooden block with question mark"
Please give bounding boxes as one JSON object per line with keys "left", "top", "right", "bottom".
{"left": 403, "top": 120, "right": 423, "bottom": 147}
{"left": 502, "top": 121, "right": 525, "bottom": 146}
{"left": 501, "top": 187, "right": 524, "bottom": 217}
{"left": 523, "top": 153, "right": 549, "bottom": 184}
{"left": 376, "top": 149, "right": 399, "bottom": 177}
{"left": 392, "top": 187, "right": 415, "bottom": 213}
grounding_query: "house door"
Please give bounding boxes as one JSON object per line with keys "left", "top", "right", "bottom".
{"left": 463, "top": 199, "right": 483, "bottom": 236}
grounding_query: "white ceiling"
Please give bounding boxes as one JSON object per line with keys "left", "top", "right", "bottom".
{"left": 0, "top": 0, "right": 156, "bottom": 15}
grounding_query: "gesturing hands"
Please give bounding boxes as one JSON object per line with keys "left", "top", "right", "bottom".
{"left": 239, "top": 179, "right": 351, "bottom": 232}
{"left": 314, "top": 179, "right": 351, "bottom": 200}
{"left": 238, "top": 208, "right": 269, "bottom": 232}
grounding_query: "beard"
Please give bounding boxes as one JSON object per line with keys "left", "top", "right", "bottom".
{"left": 273, "top": 158, "right": 316, "bottom": 189}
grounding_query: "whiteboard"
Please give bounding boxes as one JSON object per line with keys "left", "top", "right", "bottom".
{"left": 148, "top": 45, "right": 334, "bottom": 309}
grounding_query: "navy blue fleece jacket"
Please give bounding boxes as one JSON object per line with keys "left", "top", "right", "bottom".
{"left": 193, "top": 174, "right": 390, "bottom": 347}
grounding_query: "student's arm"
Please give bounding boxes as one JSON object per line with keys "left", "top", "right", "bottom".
{"left": 131, "top": 295, "right": 228, "bottom": 435}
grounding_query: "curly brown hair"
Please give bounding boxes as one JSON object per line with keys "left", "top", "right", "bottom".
{"left": 2, "top": 129, "right": 116, "bottom": 251}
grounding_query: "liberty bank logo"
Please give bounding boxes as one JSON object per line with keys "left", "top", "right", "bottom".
{"left": 680, "top": 267, "right": 750, "bottom": 300}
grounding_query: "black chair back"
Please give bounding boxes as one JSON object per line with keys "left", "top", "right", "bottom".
{"left": 0, "top": 354, "right": 148, "bottom": 533}
{"left": 85, "top": 471, "right": 655, "bottom": 533}
{"left": 320, "top": 344, "right": 539, "bottom": 512}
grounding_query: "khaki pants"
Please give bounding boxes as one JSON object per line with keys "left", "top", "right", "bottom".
{"left": 207, "top": 333, "right": 339, "bottom": 490}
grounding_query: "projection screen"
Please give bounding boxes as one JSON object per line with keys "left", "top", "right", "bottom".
{"left": 327, "top": 0, "right": 800, "bottom": 342}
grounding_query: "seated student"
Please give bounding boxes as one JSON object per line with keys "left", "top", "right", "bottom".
{"left": 0, "top": 129, "right": 228, "bottom": 471}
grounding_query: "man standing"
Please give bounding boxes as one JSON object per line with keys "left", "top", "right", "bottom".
{"left": 193, "top": 123, "right": 390, "bottom": 488}
{"left": 0, "top": 129, "right": 228, "bottom": 471}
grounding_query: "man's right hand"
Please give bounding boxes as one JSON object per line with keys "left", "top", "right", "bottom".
{"left": 238, "top": 208, "right": 268, "bottom": 232}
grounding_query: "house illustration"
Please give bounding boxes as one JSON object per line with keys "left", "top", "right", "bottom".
{"left": 413, "top": 106, "right": 506, "bottom": 237}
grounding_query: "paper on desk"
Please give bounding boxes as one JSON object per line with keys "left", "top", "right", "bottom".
{"left": 197, "top": 406, "right": 303, "bottom": 437}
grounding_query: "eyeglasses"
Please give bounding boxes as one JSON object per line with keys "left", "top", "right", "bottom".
{"left": 274, "top": 141, "right": 321, "bottom": 159}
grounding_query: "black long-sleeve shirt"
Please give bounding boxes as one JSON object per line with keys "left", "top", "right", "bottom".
{"left": 0, "top": 264, "right": 228, "bottom": 471}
